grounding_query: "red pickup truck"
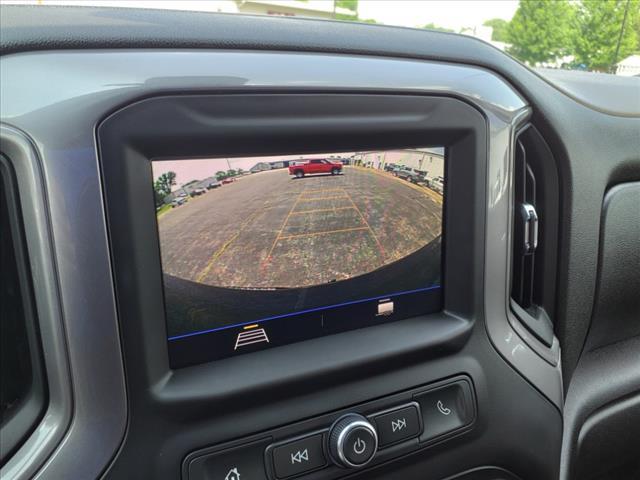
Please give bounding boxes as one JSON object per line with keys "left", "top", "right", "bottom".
{"left": 289, "top": 159, "right": 343, "bottom": 178}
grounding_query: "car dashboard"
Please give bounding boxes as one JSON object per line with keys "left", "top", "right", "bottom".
{"left": 1, "top": 5, "right": 639, "bottom": 480}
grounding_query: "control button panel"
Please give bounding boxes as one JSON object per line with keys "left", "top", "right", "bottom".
{"left": 414, "top": 380, "right": 475, "bottom": 442}
{"left": 372, "top": 403, "right": 422, "bottom": 447}
{"left": 272, "top": 433, "right": 326, "bottom": 478}
{"left": 187, "top": 438, "right": 271, "bottom": 480}
{"left": 184, "top": 376, "right": 476, "bottom": 480}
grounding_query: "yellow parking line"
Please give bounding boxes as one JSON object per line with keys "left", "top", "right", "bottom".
{"left": 196, "top": 200, "right": 270, "bottom": 282}
{"left": 297, "top": 195, "right": 348, "bottom": 202}
{"left": 301, "top": 187, "right": 344, "bottom": 194}
{"left": 265, "top": 190, "right": 304, "bottom": 261}
{"left": 290, "top": 206, "right": 355, "bottom": 215}
{"left": 342, "top": 188, "right": 387, "bottom": 260}
{"left": 196, "top": 232, "right": 239, "bottom": 282}
{"left": 279, "top": 226, "right": 369, "bottom": 240}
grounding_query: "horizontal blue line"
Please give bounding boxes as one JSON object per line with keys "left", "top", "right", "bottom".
{"left": 167, "top": 284, "right": 441, "bottom": 341}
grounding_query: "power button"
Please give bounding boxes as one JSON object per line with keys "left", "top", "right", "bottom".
{"left": 328, "top": 414, "right": 378, "bottom": 468}
{"left": 343, "top": 426, "right": 376, "bottom": 466}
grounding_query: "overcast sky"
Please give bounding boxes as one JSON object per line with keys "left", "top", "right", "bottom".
{"left": 358, "top": 1, "right": 518, "bottom": 30}
{"left": 153, "top": 153, "right": 351, "bottom": 188}
{"left": 3, "top": 1, "right": 519, "bottom": 31}
{"left": 153, "top": 147, "right": 444, "bottom": 187}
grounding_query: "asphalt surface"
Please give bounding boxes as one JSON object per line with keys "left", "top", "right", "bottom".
{"left": 164, "top": 238, "right": 442, "bottom": 338}
{"left": 158, "top": 166, "right": 443, "bottom": 289}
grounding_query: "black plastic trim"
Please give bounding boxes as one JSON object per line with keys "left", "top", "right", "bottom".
{"left": 97, "top": 92, "right": 496, "bottom": 478}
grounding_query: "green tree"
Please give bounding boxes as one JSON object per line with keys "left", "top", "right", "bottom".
{"left": 335, "top": 0, "right": 357, "bottom": 12}
{"left": 422, "top": 23, "right": 454, "bottom": 33}
{"left": 227, "top": 169, "right": 237, "bottom": 177}
{"left": 333, "top": 0, "right": 377, "bottom": 23}
{"left": 215, "top": 170, "right": 227, "bottom": 180}
{"left": 636, "top": 5, "right": 640, "bottom": 50}
{"left": 574, "top": 0, "right": 639, "bottom": 71}
{"left": 154, "top": 171, "right": 176, "bottom": 200}
{"left": 153, "top": 190, "right": 165, "bottom": 207}
{"left": 334, "top": 0, "right": 357, "bottom": 21}
{"left": 483, "top": 18, "right": 509, "bottom": 42}
{"left": 507, "top": 0, "right": 577, "bottom": 65}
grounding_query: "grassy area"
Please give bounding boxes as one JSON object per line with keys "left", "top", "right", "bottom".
{"left": 156, "top": 203, "right": 172, "bottom": 218}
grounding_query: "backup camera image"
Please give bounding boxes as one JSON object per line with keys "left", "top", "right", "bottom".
{"left": 154, "top": 149, "right": 445, "bottom": 366}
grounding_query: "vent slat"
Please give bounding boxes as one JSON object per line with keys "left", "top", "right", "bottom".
{"left": 510, "top": 132, "right": 554, "bottom": 347}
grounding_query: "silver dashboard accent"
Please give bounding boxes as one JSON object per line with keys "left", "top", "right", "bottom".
{"left": 0, "top": 49, "right": 561, "bottom": 479}
{"left": 0, "top": 126, "right": 74, "bottom": 480}
{"left": 330, "top": 415, "right": 378, "bottom": 468}
{"left": 521, "top": 203, "right": 539, "bottom": 254}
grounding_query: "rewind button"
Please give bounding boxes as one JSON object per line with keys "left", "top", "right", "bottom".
{"left": 272, "top": 434, "right": 326, "bottom": 478}
{"left": 290, "top": 448, "right": 308, "bottom": 464}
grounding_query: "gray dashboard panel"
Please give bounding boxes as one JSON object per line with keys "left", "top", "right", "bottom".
{"left": 0, "top": 126, "right": 73, "bottom": 480}
{"left": 0, "top": 50, "right": 560, "bottom": 479}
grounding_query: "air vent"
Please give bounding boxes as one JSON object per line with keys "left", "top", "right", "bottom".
{"left": 510, "top": 126, "right": 559, "bottom": 348}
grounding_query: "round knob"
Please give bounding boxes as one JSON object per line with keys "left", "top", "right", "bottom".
{"left": 328, "top": 414, "right": 378, "bottom": 468}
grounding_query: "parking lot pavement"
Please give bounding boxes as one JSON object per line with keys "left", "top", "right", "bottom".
{"left": 158, "top": 167, "right": 442, "bottom": 288}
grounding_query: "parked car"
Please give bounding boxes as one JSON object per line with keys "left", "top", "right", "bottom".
{"left": 288, "top": 158, "right": 342, "bottom": 178}
{"left": 395, "top": 168, "right": 422, "bottom": 183}
{"left": 190, "top": 188, "right": 207, "bottom": 197}
{"left": 430, "top": 178, "right": 444, "bottom": 194}
{"left": 170, "top": 197, "right": 187, "bottom": 208}
{"left": 206, "top": 181, "right": 221, "bottom": 189}
{"left": 221, "top": 178, "right": 235, "bottom": 184}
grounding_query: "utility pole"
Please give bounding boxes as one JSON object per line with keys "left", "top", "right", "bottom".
{"left": 612, "top": 0, "right": 631, "bottom": 73}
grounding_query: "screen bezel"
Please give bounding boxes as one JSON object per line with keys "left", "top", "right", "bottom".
{"left": 98, "top": 91, "right": 485, "bottom": 408}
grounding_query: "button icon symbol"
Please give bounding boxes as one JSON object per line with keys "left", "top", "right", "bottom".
{"left": 437, "top": 400, "right": 452, "bottom": 416}
{"left": 353, "top": 437, "right": 367, "bottom": 455}
{"left": 290, "top": 448, "right": 309, "bottom": 464}
{"left": 234, "top": 324, "right": 269, "bottom": 350}
{"left": 391, "top": 417, "right": 406, "bottom": 432}
{"left": 225, "top": 467, "right": 241, "bottom": 480}
{"left": 376, "top": 299, "right": 394, "bottom": 316}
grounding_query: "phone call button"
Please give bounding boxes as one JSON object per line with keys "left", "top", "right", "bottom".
{"left": 414, "top": 380, "right": 475, "bottom": 442}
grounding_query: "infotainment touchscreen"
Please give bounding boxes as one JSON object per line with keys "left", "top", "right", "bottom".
{"left": 154, "top": 149, "right": 445, "bottom": 367}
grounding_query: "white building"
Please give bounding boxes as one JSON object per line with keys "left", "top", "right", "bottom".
{"left": 353, "top": 149, "right": 444, "bottom": 180}
{"left": 616, "top": 55, "right": 640, "bottom": 77}
{"left": 236, "top": 0, "right": 355, "bottom": 19}
{"left": 12, "top": 0, "right": 356, "bottom": 19}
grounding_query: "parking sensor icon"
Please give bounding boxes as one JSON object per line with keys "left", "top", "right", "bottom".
{"left": 234, "top": 325, "right": 270, "bottom": 350}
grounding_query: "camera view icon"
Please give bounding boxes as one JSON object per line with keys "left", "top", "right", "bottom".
{"left": 376, "top": 299, "right": 394, "bottom": 316}
{"left": 234, "top": 324, "right": 270, "bottom": 350}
